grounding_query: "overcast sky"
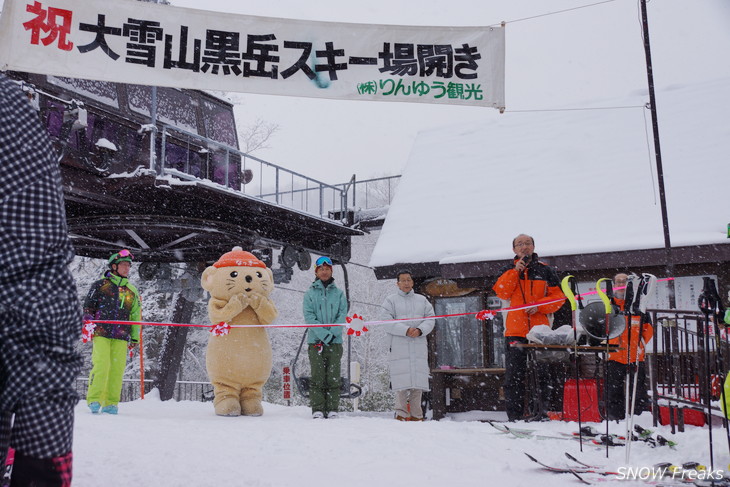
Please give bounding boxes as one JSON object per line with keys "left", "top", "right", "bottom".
{"left": 163, "top": 0, "right": 729, "bottom": 184}
{"left": 2, "top": 0, "right": 727, "bottom": 184}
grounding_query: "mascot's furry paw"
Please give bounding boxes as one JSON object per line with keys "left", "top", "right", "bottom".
{"left": 241, "top": 398, "right": 264, "bottom": 416}
{"left": 215, "top": 397, "right": 242, "bottom": 417}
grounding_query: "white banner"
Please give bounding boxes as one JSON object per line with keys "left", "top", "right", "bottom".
{"left": 0, "top": 0, "right": 505, "bottom": 108}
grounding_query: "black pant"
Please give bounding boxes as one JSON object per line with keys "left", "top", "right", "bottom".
{"left": 537, "top": 362, "right": 567, "bottom": 413}
{"left": 504, "top": 337, "right": 528, "bottom": 421}
{"left": 606, "top": 360, "right": 649, "bottom": 420}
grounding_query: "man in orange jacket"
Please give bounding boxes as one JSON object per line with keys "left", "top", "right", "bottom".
{"left": 606, "top": 273, "right": 654, "bottom": 420}
{"left": 493, "top": 234, "right": 565, "bottom": 421}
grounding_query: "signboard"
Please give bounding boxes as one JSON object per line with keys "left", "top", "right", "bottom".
{"left": 282, "top": 366, "right": 291, "bottom": 402}
{"left": 0, "top": 0, "right": 506, "bottom": 108}
{"left": 578, "top": 275, "right": 718, "bottom": 312}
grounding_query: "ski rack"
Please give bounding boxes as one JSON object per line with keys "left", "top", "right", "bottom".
{"left": 650, "top": 308, "right": 728, "bottom": 433}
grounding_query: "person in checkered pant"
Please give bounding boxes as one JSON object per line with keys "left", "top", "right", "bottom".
{"left": 0, "top": 73, "right": 83, "bottom": 486}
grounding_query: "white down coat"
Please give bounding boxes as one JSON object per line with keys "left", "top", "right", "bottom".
{"left": 380, "top": 290, "right": 435, "bottom": 391}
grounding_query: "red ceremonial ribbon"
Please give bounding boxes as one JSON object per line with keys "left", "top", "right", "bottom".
{"left": 210, "top": 322, "right": 231, "bottom": 336}
{"left": 345, "top": 314, "right": 368, "bottom": 336}
{"left": 80, "top": 278, "right": 675, "bottom": 338}
{"left": 81, "top": 320, "right": 96, "bottom": 343}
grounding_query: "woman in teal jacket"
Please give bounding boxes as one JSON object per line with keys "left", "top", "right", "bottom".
{"left": 302, "top": 257, "right": 348, "bottom": 419}
{"left": 84, "top": 250, "right": 142, "bottom": 415}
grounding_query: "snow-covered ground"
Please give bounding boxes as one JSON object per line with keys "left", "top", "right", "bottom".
{"left": 72, "top": 390, "right": 729, "bottom": 487}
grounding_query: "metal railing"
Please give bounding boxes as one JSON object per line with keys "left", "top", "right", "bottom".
{"left": 159, "top": 127, "right": 348, "bottom": 219}
{"left": 336, "top": 175, "right": 401, "bottom": 210}
{"left": 18, "top": 75, "right": 379, "bottom": 224}
{"left": 649, "top": 309, "right": 728, "bottom": 432}
{"left": 75, "top": 378, "right": 214, "bottom": 403}
{"left": 159, "top": 128, "right": 400, "bottom": 220}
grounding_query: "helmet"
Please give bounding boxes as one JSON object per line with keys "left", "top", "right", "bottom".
{"left": 108, "top": 249, "right": 134, "bottom": 266}
{"left": 579, "top": 301, "right": 626, "bottom": 340}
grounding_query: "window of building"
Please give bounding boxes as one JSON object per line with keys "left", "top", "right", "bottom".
{"left": 128, "top": 85, "right": 198, "bottom": 134}
{"left": 48, "top": 76, "right": 119, "bottom": 108}
{"left": 201, "top": 99, "right": 237, "bottom": 148}
{"left": 434, "top": 296, "right": 484, "bottom": 368}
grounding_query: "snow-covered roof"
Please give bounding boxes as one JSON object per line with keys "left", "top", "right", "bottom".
{"left": 370, "top": 76, "right": 730, "bottom": 268}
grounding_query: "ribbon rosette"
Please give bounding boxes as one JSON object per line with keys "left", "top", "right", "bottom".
{"left": 81, "top": 320, "right": 96, "bottom": 343}
{"left": 345, "top": 314, "right": 368, "bottom": 336}
{"left": 475, "top": 310, "right": 497, "bottom": 321}
{"left": 210, "top": 322, "right": 231, "bottom": 336}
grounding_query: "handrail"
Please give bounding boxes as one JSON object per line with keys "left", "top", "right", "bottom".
{"left": 158, "top": 126, "right": 349, "bottom": 219}
{"left": 25, "top": 76, "right": 398, "bottom": 223}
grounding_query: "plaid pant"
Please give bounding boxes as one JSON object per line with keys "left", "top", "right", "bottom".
{"left": 0, "top": 292, "right": 82, "bottom": 460}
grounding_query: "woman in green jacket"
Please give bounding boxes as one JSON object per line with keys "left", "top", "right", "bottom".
{"left": 84, "top": 250, "right": 142, "bottom": 415}
{"left": 302, "top": 257, "right": 348, "bottom": 419}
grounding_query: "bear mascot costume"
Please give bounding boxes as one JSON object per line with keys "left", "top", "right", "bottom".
{"left": 201, "top": 247, "right": 278, "bottom": 416}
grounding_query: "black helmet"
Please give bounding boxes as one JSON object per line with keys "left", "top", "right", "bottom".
{"left": 579, "top": 301, "right": 626, "bottom": 340}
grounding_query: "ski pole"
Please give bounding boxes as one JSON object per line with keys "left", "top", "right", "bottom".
{"left": 622, "top": 275, "right": 637, "bottom": 463}
{"left": 717, "top": 323, "right": 730, "bottom": 458}
{"left": 698, "top": 290, "right": 715, "bottom": 472}
{"left": 561, "top": 275, "right": 582, "bottom": 451}
{"left": 624, "top": 273, "right": 646, "bottom": 463}
{"left": 626, "top": 273, "right": 656, "bottom": 463}
{"left": 705, "top": 279, "right": 730, "bottom": 457}
{"left": 597, "top": 278, "right": 614, "bottom": 458}
{"left": 626, "top": 337, "right": 646, "bottom": 463}
{"left": 622, "top": 275, "right": 639, "bottom": 446}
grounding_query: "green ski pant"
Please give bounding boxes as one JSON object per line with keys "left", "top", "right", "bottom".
{"left": 87, "top": 336, "right": 128, "bottom": 407}
{"left": 308, "top": 343, "right": 343, "bottom": 414}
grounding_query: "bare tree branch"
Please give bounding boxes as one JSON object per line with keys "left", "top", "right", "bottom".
{"left": 240, "top": 118, "right": 280, "bottom": 154}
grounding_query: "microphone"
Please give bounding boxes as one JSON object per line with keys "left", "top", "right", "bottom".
{"left": 517, "top": 254, "right": 530, "bottom": 272}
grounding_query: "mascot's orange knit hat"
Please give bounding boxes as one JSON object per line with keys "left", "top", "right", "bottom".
{"left": 213, "top": 246, "right": 266, "bottom": 268}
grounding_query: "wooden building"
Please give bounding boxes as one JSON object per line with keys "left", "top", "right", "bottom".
{"left": 370, "top": 79, "right": 730, "bottom": 419}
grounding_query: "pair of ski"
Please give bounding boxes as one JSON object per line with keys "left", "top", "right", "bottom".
{"left": 558, "top": 272, "right": 656, "bottom": 452}
{"left": 594, "top": 272, "right": 657, "bottom": 460}
{"left": 489, "top": 420, "right": 624, "bottom": 447}
{"left": 486, "top": 420, "right": 580, "bottom": 443}
{"left": 525, "top": 452, "right": 718, "bottom": 486}
{"left": 697, "top": 276, "right": 730, "bottom": 474}
{"left": 577, "top": 424, "right": 677, "bottom": 449}
{"left": 488, "top": 421, "right": 677, "bottom": 448}
{"left": 620, "top": 272, "right": 657, "bottom": 456}
{"left": 524, "top": 452, "right": 617, "bottom": 483}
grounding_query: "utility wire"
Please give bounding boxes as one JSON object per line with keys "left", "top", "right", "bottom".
{"left": 488, "top": 0, "right": 622, "bottom": 27}
{"left": 484, "top": 0, "right": 645, "bottom": 114}
{"left": 506, "top": 105, "right": 644, "bottom": 113}
{"left": 641, "top": 104, "right": 659, "bottom": 205}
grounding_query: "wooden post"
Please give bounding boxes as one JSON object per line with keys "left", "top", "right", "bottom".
{"left": 139, "top": 327, "right": 145, "bottom": 399}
